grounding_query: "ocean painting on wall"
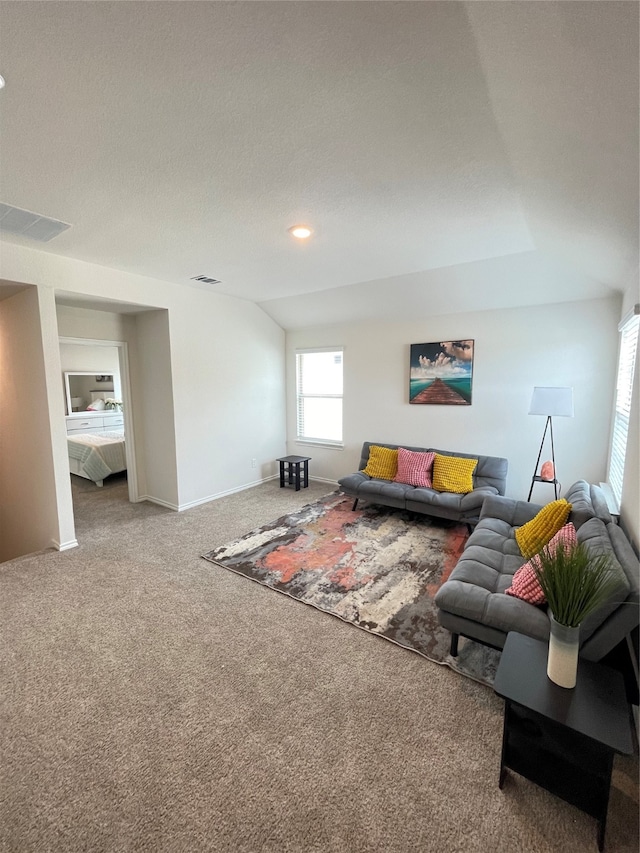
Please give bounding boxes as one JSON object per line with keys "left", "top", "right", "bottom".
{"left": 409, "top": 340, "right": 474, "bottom": 405}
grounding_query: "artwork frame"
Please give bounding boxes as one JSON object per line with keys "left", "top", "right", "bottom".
{"left": 409, "top": 340, "right": 474, "bottom": 405}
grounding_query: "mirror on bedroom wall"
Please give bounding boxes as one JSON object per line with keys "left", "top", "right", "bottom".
{"left": 64, "top": 372, "right": 121, "bottom": 414}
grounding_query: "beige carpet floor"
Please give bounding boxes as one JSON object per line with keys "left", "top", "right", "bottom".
{"left": 0, "top": 474, "right": 638, "bottom": 853}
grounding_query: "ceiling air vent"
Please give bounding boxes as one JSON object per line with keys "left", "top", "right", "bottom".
{"left": 190, "top": 275, "right": 221, "bottom": 285}
{"left": 0, "top": 202, "right": 71, "bottom": 242}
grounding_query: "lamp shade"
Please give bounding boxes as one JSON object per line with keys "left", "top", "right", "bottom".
{"left": 529, "top": 386, "right": 574, "bottom": 417}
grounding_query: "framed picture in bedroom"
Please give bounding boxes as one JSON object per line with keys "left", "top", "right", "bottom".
{"left": 409, "top": 340, "right": 474, "bottom": 405}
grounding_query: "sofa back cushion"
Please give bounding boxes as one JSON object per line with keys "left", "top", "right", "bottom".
{"left": 564, "top": 480, "right": 612, "bottom": 528}
{"left": 577, "top": 518, "right": 632, "bottom": 641}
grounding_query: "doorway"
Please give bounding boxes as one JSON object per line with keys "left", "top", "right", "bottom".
{"left": 58, "top": 336, "right": 138, "bottom": 503}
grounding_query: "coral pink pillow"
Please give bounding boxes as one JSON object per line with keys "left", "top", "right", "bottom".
{"left": 394, "top": 448, "right": 436, "bottom": 488}
{"left": 506, "top": 523, "right": 577, "bottom": 605}
{"left": 505, "top": 563, "right": 546, "bottom": 605}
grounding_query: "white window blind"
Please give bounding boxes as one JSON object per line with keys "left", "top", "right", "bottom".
{"left": 296, "top": 348, "right": 343, "bottom": 445}
{"left": 608, "top": 308, "right": 639, "bottom": 507}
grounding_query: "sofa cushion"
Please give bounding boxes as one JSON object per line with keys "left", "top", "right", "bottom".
{"left": 576, "top": 518, "right": 631, "bottom": 642}
{"left": 434, "top": 564, "right": 549, "bottom": 641}
{"left": 432, "top": 454, "right": 477, "bottom": 494}
{"left": 465, "top": 515, "right": 524, "bottom": 557}
{"left": 394, "top": 448, "right": 435, "bottom": 488}
{"left": 564, "top": 480, "right": 612, "bottom": 528}
{"left": 358, "top": 478, "right": 410, "bottom": 509}
{"left": 362, "top": 445, "right": 398, "bottom": 480}
{"left": 515, "top": 499, "right": 572, "bottom": 558}
{"left": 337, "top": 471, "right": 369, "bottom": 494}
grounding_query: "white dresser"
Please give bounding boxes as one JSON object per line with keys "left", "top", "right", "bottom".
{"left": 66, "top": 413, "right": 124, "bottom": 436}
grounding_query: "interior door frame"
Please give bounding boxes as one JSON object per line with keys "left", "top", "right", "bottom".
{"left": 58, "top": 336, "right": 139, "bottom": 502}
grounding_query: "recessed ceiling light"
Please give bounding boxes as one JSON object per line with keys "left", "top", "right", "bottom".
{"left": 0, "top": 75, "right": 5, "bottom": 90}
{"left": 288, "top": 224, "right": 313, "bottom": 239}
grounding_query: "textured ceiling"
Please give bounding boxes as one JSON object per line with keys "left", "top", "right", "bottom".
{"left": 0, "top": 1, "right": 637, "bottom": 327}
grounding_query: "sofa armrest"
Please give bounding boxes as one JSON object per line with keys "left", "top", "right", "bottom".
{"left": 460, "top": 486, "right": 499, "bottom": 511}
{"left": 478, "top": 494, "right": 542, "bottom": 527}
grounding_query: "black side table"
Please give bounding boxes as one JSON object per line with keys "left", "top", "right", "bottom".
{"left": 277, "top": 455, "right": 311, "bottom": 491}
{"left": 494, "top": 632, "right": 633, "bottom": 852}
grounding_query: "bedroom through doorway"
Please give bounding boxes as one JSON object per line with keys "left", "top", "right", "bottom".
{"left": 58, "top": 334, "right": 137, "bottom": 514}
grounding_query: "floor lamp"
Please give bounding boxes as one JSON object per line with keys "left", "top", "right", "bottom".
{"left": 527, "top": 386, "right": 574, "bottom": 501}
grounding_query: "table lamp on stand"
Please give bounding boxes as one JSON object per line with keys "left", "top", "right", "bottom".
{"left": 527, "top": 386, "right": 574, "bottom": 501}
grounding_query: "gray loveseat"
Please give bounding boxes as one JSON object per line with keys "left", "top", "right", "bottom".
{"left": 337, "top": 441, "right": 508, "bottom": 525}
{"left": 435, "top": 481, "right": 640, "bottom": 661}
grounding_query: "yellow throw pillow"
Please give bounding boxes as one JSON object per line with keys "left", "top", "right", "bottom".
{"left": 362, "top": 445, "right": 398, "bottom": 480}
{"left": 432, "top": 454, "right": 478, "bottom": 494}
{"left": 515, "top": 499, "right": 572, "bottom": 559}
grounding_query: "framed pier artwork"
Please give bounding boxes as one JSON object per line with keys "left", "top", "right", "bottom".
{"left": 409, "top": 340, "right": 474, "bottom": 405}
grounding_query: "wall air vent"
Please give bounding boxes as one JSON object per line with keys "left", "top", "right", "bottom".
{"left": 0, "top": 202, "right": 71, "bottom": 242}
{"left": 190, "top": 275, "right": 221, "bottom": 285}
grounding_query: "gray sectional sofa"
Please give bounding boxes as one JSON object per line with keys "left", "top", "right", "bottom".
{"left": 337, "top": 441, "right": 508, "bottom": 524}
{"left": 435, "top": 481, "right": 640, "bottom": 662}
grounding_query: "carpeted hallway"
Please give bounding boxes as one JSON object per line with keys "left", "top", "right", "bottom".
{"left": 1, "top": 475, "right": 638, "bottom": 853}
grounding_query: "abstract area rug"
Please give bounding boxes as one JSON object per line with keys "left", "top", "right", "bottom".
{"left": 202, "top": 493, "right": 501, "bottom": 685}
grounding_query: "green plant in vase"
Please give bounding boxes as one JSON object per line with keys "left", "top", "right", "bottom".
{"left": 534, "top": 542, "right": 622, "bottom": 688}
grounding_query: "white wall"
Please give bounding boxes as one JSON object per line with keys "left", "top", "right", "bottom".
{"left": 1, "top": 242, "right": 287, "bottom": 539}
{"left": 0, "top": 288, "right": 68, "bottom": 560}
{"left": 134, "top": 309, "right": 179, "bottom": 507}
{"left": 58, "top": 295, "right": 288, "bottom": 509}
{"left": 168, "top": 291, "right": 286, "bottom": 508}
{"left": 286, "top": 297, "right": 621, "bottom": 501}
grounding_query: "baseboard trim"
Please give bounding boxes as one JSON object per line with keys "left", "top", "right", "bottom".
{"left": 179, "top": 475, "right": 283, "bottom": 511}
{"left": 139, "top": 475, "right": 283, "bottom": 513}
{"left": 309, "top": 476, "right": 339, "bottom": 486}
{"left": 138, "top": 495, "right": 180, "bottom": 511}
{"left": 54, "top": 538, "right": 79, "bottom": 551}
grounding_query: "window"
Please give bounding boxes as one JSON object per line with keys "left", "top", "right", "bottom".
{"left": 608, "top": 307, "right": 639, "bottom": 508}
{"left": 296, "top": 348, "right": 343, "bottom": 445}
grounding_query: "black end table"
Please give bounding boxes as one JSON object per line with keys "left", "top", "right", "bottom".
{"left": 494, "top": 632, "right": 634, "bottom": 851}
{"left": 277, "top": 455, "right": 311, "bottom": 491}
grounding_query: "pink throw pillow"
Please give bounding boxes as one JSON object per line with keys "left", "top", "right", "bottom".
{"left": 506, "top": 523, "right": 577, "bottom": 605}
{"left": 505, "top": 563, "right": 546, "bottom": 605}
{"left": 394, "top": 448, "right": 436, "bottom": 488}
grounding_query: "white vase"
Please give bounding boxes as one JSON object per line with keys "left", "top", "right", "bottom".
{"left": 547, "top": 614, "right": 580, "bottom": 688}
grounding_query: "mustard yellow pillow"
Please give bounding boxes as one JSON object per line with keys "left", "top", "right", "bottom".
{"left": 432, "top": 454, "right": 478, "bottom": 494}
{"left": 515, "top": 499, "right": 572, "bottom": 559}
{"left": 363, "top": 445, "right": 398, "bottom": 480}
